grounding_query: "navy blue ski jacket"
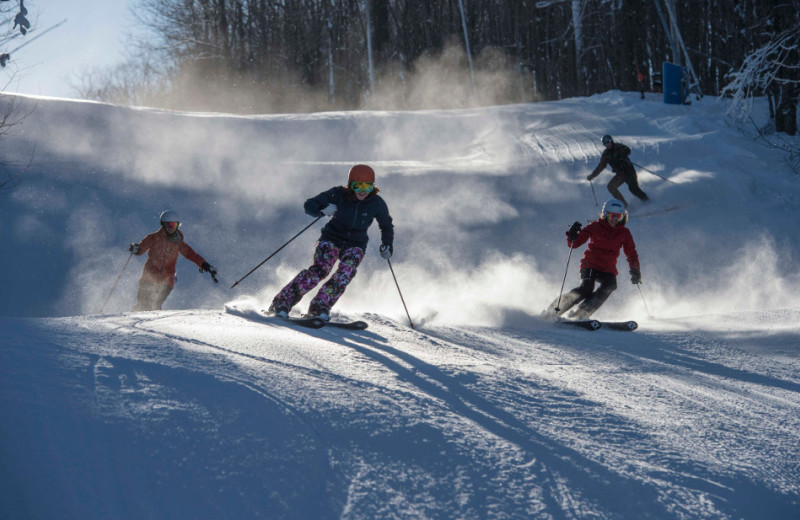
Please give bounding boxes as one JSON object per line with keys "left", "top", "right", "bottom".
{"left": 588, "top": 143, "right": 634, "bottom": 180}
{"left": 304, "top": 186, "right": 394, "bottom": 251}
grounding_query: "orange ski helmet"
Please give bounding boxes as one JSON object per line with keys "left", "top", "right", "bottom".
{"left": 348, "top": 164, "right": 375, "bottom": 183}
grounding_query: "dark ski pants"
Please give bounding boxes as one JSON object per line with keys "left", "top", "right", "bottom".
{"left": 271, "top": 240, "right": 365, "bottom": 314}
{"left": 608, "top": 171, "right": 649, "bottom": 207}
{"left": 548, "top": 268, "right": 617, "bottom": 318}
{"left": 132, "top": 281, "right": 173, "bottom": 311}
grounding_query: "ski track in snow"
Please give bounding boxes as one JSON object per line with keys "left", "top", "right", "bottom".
{"left": 5, "top": 308, "right": 794, "bottom": 519}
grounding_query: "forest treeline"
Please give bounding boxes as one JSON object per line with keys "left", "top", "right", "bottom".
{"left": 74, "top": 0, "right": 798, "bottom": 122}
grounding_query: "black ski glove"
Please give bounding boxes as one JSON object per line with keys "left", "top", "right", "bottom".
{"left": 630, "top": 268, "right": 641, "bottom": 285}
{"left": 567, "top": 221, "right": 582, "bottom": 242}
{"left": 200, "top": 262, "right": 217, "bottom": 276}
{"left": 379, "top": 244, "right": 393, "bottom": 259}
{"left": 129, "top": 243, "right": 141, "bottom": 254}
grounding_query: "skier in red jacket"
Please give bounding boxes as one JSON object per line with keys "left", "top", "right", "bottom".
{"left": 129, "top": 210, "right": 216, "bottom": 311}
{"left": 545, "top": 199, "right": 641, "bottom": 320}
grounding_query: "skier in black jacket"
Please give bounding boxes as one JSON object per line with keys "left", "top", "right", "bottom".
{"left": 587, "top": 135, "right": 649, "bottom": 207}
{"left": 267, "top": 164, "right": 394, "bottom": 321}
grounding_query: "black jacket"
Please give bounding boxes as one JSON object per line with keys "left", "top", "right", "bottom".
{"left": 304, "top": 186, "right": 394, "bottom": 251}
{"left": 589, "top": 143, "right": 634, "bottom": 180}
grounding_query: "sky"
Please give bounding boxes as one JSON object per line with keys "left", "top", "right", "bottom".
{"left": 0, "top": 90, "right": 799, "bottom": 518}
{"left": 1, "top": 0, "right": 130, "bottom": 98}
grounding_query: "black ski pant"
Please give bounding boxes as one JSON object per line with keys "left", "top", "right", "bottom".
{"left": 132, "top": 280, "right": 173, "bottom": 311}
{"left": 548, "top": 268, "right": 617, "bottom": 318}
{"left": 608, "top": 170, "right": 649, "bottom": 207}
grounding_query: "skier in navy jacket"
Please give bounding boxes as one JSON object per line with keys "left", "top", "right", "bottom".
{"left": 587, "top": 134, "right": 649, "bottom": 207}
{"left": 268, "top": 164, "right": 394, "bottom": 321}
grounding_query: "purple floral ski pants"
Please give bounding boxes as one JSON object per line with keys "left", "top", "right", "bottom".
{"left": 271, "top": 240, "right": 365, "bottom": 314}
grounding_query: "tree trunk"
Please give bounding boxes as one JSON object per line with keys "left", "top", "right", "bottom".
{"left": 571, "top": 0, "right": 583, "bottom": 94}
{"left": 364, "top": 0, "right": 374, "bottom": 93}
{"left": 775, "top": 85, "right": 798, "bottom": 136}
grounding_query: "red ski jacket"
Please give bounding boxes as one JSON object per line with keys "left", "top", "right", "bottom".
{"left": 135, "top": 228, "right": 206, "bottom": 287}
{"left": 567, "top": 219, "right": 639, "bottom": 276}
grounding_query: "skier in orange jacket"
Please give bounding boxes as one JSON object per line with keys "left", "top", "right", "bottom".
{"left": 129, "top": 210, "right": 216, "bottom": 311}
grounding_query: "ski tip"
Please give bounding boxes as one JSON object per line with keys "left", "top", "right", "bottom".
{"left": 600, "top": 320, "right": 638, "bottom": 331}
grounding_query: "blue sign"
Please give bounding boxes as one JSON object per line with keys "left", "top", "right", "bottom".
{"left": 663, "top": 62, "right": 682, "bottom": 104}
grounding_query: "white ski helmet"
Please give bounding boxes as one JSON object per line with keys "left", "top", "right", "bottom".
{"left": 601, "top": 199, "right": 627, "bottom": 220}
{"left": 159, "top": 210, "right": 180, "bottom": 224}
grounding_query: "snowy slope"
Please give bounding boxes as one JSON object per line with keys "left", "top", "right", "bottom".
{"left": 2, "top": 307, "right": 799, "bottom": 519}
{"left": 0, "top": 91, "right": 799, "bottom": 519}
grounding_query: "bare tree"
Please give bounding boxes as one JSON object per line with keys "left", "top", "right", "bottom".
{"left": 72, "top": 0, "right": 797, "bottom": 114}
{"left": 71, "top": 56, "right": 170, "bottom": 107}
{"left": 0, "top": 94, "right": 36, "bottom": 191}
{"left": 1, "top": 0, "right": 37, "bottom": 191}
{"left": 722, "top": 25, "right": 800, "bottom": 136}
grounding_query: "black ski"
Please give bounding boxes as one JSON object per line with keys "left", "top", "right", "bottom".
{"left": 276, "top": 315, "right": 327, "bottom": 329}
{"left": 256, "top": 307, "right": 367, "bottom": 330}
{"left": 325, "top": 320, "right": 369, "bottom": 330}
{"left": 598, "top": 320, "right": 638, "bottom": 331}
{"left": 298, "top": 315, "right": 369, "bottom": 330}
{"left": 258, "top": 310, "right": 326, "bottom": 329}
{"left": 225, "top": 304, "right": 327, "bottom": 329}
{"left": 555, "top": 319, "right": 601, "bottom": 330}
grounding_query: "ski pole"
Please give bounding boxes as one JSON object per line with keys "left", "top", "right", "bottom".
{"left": 230, "top": 216, "right": 322, "bottom": 289}
{"left": 386, "top": 259, "right": 415, "bottom": 329}
{"left": 554, "top": 245, "right": 575, "bottom": 313}
{"left": 632, "top": 162, "right": 676, "bottom": 184}
{"left": 589, "top": 179, "right": 598, "bottom": 206}
{"left": 637, "top": 283, "right": 653, "bottom": 319}
{"left": 100, "top": 252, "right": 133, "bottom": 314}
